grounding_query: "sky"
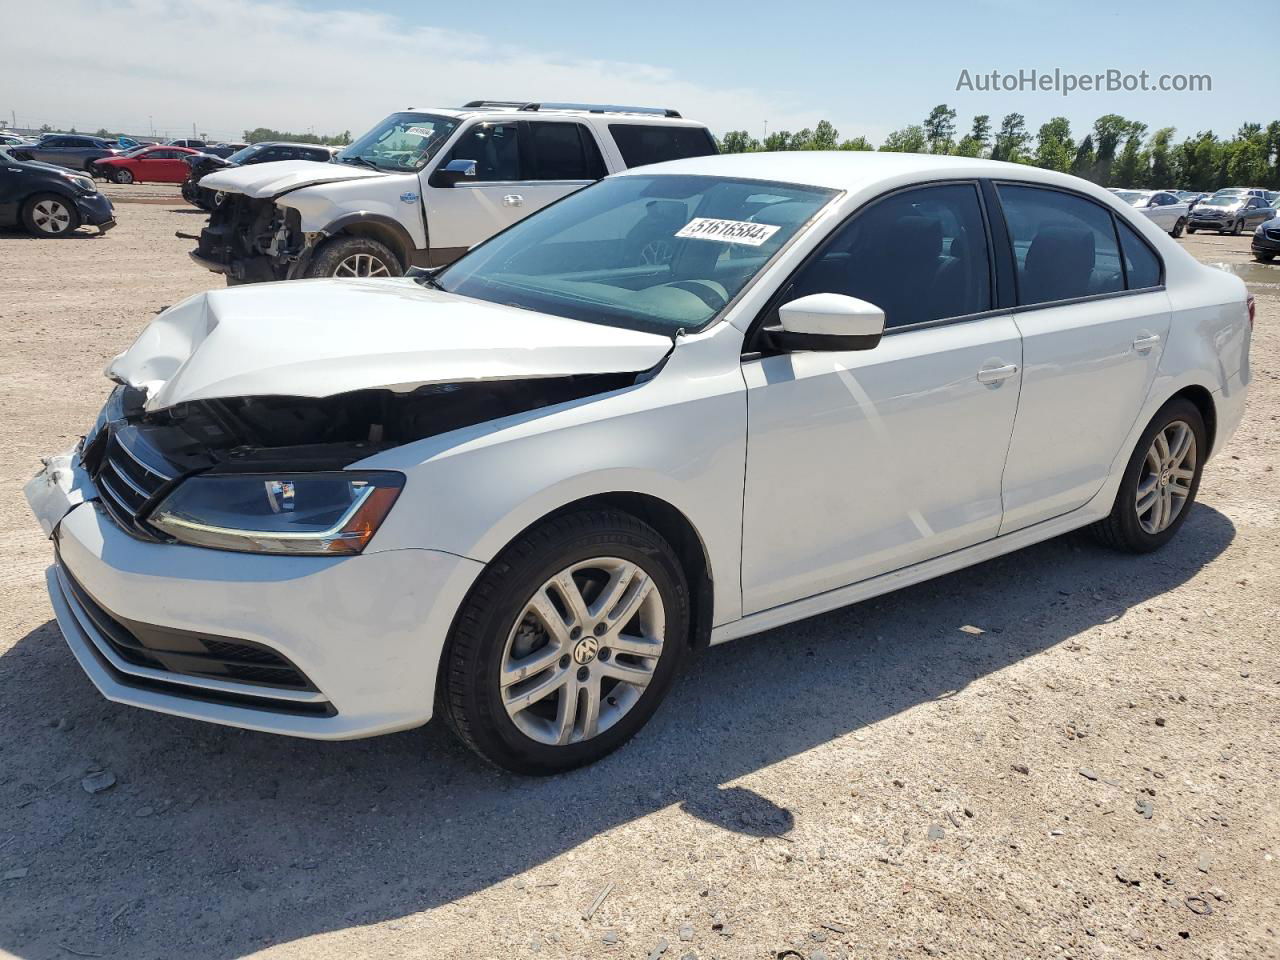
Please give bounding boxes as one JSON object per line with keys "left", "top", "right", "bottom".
{"left": 2, "top": 0, "right": 1269, "bottom": 146}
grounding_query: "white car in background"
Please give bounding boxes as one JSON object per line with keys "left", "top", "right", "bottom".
{"left": 190, "top": 100, "right": 717, "bottom": 283}
{"left": 1112, "top": 189, "right": 1190, "bottom": 236}
{"left": 27, "top": 153, "right": 1251, "bottom": 774}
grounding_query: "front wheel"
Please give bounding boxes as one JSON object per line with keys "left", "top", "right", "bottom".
{"left": 438, "top": 509, "right": 691, "bottom": 774}
{"left": 113, "top": 168, "right": 133, "bottom": 184}
{"left": 1170, "top": 218, "right": 1186, "bottom": 238}
{"left": 1231, "top": 219, "right": 1244, "bottom": 236}
{"left": 1256, "top": 251, "right": 1276, "bottom": 263}
{"left": 1186, "top": 226, "right": 1197, "bottom": 234}
{"left": 1091, "top": 397, "right": 1206, "bottom": 553}
{"left": 304, "top": 235, "right": 402, "bottom": 279}
{"left": 21, "top": 193, "right": 81, "bottom": 237}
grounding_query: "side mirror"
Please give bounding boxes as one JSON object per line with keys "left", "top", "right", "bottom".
{"left": 430, "top": 158, "right": 477, "bottom": 188}
{"left": 768, "top": 293, "right": 885, "bottom": 352}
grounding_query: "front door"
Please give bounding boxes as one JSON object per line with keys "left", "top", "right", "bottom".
{"left": 740, "top": 182, "right": 1022, "bottom": 614}
{"left": 422, "top": 120, "right": 604, "bottom": 261}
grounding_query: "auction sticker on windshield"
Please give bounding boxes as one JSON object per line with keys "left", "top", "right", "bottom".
{"left": 675, "top": 218, "right": 781, "bottom": 247}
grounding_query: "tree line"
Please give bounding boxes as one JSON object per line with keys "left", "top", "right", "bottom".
{"left": 717, "top": 105, "right": 1280, "bottom": 191}
{"left": 242, "top": 127, "right": 352, "bottom": 146}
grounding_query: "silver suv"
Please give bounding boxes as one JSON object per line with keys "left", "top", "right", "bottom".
{"left": 189, "top": 101, "right": 717, "bottom": 284}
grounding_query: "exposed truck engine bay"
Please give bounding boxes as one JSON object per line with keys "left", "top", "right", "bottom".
{"left": 190, "top": 194, "right": 312, "bottom": 283}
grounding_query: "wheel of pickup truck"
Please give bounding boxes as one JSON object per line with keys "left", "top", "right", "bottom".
{"left": 306, "top": 236, "right": 403, "bottom": 280}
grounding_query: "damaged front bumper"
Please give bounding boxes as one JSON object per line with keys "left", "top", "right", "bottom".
{"left": 189, "top": 193, "right": 316, "bottom": 283}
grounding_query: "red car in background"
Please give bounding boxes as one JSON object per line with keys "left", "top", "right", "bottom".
{"left": 93, "top": 145, "right": 200, "bottom": 184}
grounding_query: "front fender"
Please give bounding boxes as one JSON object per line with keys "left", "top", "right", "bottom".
{"left": 278, "top": 175, "right": 426, "bottom": 250}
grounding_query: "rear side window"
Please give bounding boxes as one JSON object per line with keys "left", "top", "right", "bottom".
{"left": 1116, "top": 219, "right": 1161, "bottom": 290}
{"left": 527, "top": 122, "right": 605, "bottom": 180}
{"left": 783, "top": 182, "right": 992, "bottom": 329}
{"left": 608, "top": 124, "right": 717, "bottom": 169}
{"left": 998, "top": 185, "right": 1123, "bottom": 306}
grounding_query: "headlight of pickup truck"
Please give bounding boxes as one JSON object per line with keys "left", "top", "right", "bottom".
{"left": 149, "top": 472, "right": 403, "bottom": 555}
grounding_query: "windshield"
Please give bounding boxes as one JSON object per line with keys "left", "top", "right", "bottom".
{"left": 436, "top": 174, "right": 838, "bottom": 336}
{"left": 1113, "top": 191, "right": 1147, "bottom": 205}
{"left": 336, "top": 112, "right": 460, "bottom": 173}
{"left": 225, "top": 144, "right": 269, "bottom": 164}
{"left": 1214, "top": 189, "right": 1246, "bottom": 196}
{"left": 1202, "top": 198, "right": 1238, "bottom": 208}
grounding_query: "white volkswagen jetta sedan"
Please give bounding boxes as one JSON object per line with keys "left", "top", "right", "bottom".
{"left": 26, "top": 152, "right": 1252, "bottom": 773}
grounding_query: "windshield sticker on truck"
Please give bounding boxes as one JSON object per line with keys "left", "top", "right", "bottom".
{"left": 674, "top": 218, "right": 781, "bottom": 247}
{"left": 405, "top": 126, "right": 436, "bottom": 138}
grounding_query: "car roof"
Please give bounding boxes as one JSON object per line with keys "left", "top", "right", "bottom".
{"left": 404, "top": 105, "right": 707, "bottom": 128}
{"left": 611, "top": 150, "right": 1095, "bottom": 192}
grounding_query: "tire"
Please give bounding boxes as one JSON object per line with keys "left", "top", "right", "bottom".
{"left": 1231, "top": 219, "right": 1243, "bottom": 236}
{"left": 1186, "top": 226, "right": 1197, "bottom": 234}
{"left": 21, "top": 193, "right": 81, "bottom": 237}
{"left": 113, "top": 168, "right": 133, "bottom": 184}
{"left": 304, "top": 235, "right": 403, "bottom": 280}
{"left": 1090, "top": 397, "right": 1206, "bottom": 553}
{"left": 438, "top": 509, "right": 691, "bottom": 775}
{"left": 1170, "top": 218, "right": 1186, "bottom": 238}
{"left": 1256, "top": 251, "right": 1276, "bottom": 263}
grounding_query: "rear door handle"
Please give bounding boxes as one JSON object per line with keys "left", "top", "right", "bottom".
{"left": 977, "top": 362, "right": 1019, "bottom": 384}
{"left": 502, "top": 194, "right": 524, "bottom": 207}
{"left": 1132, "top": 333, "right": 1161, "bottom": 353}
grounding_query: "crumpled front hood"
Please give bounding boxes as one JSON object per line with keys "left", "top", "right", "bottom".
{"left": 198, "top": 159, "right": 385, "bottom": 198}
{"left": 106, "top": 278, "right": 674, "bottom": 412}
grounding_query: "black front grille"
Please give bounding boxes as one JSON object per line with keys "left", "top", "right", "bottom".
{"left": 87, "top": 427, "right": 177, "bottom": 540}
{"left": 57, "top": 560, "right": 332, "bottom": 715}
{"left": 1267, "top": 228, "right": 1280, "bottom": 241}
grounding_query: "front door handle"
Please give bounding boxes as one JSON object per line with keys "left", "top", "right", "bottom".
{"left": 1132, "top": 333, "right": 1161, "bottom": 353}
{"left": 977, "top": 362, "right": 1019, "bottom": 384}
{"left": 502, "top": 194, "right": 524, "bottom": 207}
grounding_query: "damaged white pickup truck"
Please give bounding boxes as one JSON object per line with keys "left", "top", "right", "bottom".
{"left": 189, "top": 100, "right": 717, "bottom": 283}
{"left": 27, "top": 154, "right": 1250, "bottom": 774}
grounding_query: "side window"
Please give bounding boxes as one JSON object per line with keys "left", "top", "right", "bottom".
{"left": 783, "top": 183, "right": 992, "bottom": 329}
{"left": 998, "top": 185, "right": 1123, "bottom": 306}
{"left": 608, "top": 124, "right": 718, "bottom": 168}
{"left": 441, "top": 122, "right": 521, "bottom": 182}
{"left": 302, "top": 148, "right": 330, "bottom": 162}
{"left": 45, "top": 137, "right": 69, "bottom": 147}
{"left": 1116, "top": 219, "right": 1162, "bottom": 290}
{"left": 527, "top": 122, "right": 606, "bottom": 181}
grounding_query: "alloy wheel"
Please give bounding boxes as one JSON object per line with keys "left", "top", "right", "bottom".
{"left": 31, "top": 199, "right": 72, "bottom": 234}
{"left": 333, "top": 253, "right": 392, "bottom": 278}
{"left": 1135, "top": 420, "right": 1197, "bottom": 534}
{"left": 499, "top": 557, "right": 665, "bottom": 746}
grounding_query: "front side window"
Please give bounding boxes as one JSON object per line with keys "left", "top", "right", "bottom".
{"left": 528, "top": 122, "right": 606, "bottom": 181}
{"left": 781, "top": 183, "right": 992, "bottom": 329}
{"left": 335, "top": 112, "right": 460, "bottom": 173}
{"left": 998, "top": 185, "right": 1123, "bottom": 306}
{"left": 608, "top": 124, "right": 718, "bottom": 168}
{"left": 439, "top": 122, "right": 521, "bottom": 182}
{"left": 437, "top": 174, "right": 836, "bottom": 335}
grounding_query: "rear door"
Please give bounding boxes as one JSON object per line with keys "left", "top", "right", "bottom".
{"left": 994, "top": 184, "right": 1171, "bottom": 533}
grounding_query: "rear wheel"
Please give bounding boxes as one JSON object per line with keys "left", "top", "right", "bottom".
{"left": 438, "top": 509, "right": 690, "bottom": 775}
{"left": 1170, "top": 217, "right": 1186, "bottom": 238}
{"left": 113, "top": 168, "right": 133, "bottom": 184}
{"left": 21, "top": 194, "right": 80, "bottom": 237}
{"left": 305, "top": 235, "right": 402, "bottom": 280}
{"left": 1091, "top": 397, "right": 1205, "bottom": 553}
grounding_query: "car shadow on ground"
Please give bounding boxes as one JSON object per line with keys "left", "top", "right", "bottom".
{"left": 0, "top": 504, "right": 1235, "bottom": 959}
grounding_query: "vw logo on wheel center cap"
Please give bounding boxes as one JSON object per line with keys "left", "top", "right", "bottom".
{"left": 572, "top": 637, "right": 599, "bottom": 665}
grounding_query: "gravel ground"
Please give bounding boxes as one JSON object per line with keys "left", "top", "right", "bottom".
{"left": 0, "top": 184, "right": 1277, "bottom": 960}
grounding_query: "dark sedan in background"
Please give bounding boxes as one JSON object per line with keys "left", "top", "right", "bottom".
{"left": 1253, "top": 216, "right": 1280, "bottom": 262}
{"left": 18, "top": 134, "right": 120, "bottom": 172}
{"left": 0, "top": 147, "right": 115, "bottom": 237}
{"left": 182, "top": 141, "right": 338, "bottom": 209}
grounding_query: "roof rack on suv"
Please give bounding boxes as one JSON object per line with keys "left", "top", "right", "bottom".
{"left": 461, "top": 100, "right": 682, "bottom": 119}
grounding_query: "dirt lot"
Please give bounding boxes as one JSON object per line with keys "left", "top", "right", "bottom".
{"left": 0, "top": 184, "right": 1277, "bottom": 960}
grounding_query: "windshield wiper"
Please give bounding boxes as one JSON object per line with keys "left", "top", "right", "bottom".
{"left": 338, "top": 155, "right": 380, "bottom": 170}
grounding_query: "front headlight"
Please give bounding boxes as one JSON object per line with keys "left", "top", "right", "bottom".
{"left": 149, "top": 472, "right": 404, "bottom": 556}
{"left": 69, "top": 176, "right": 96, "bottom": 194}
